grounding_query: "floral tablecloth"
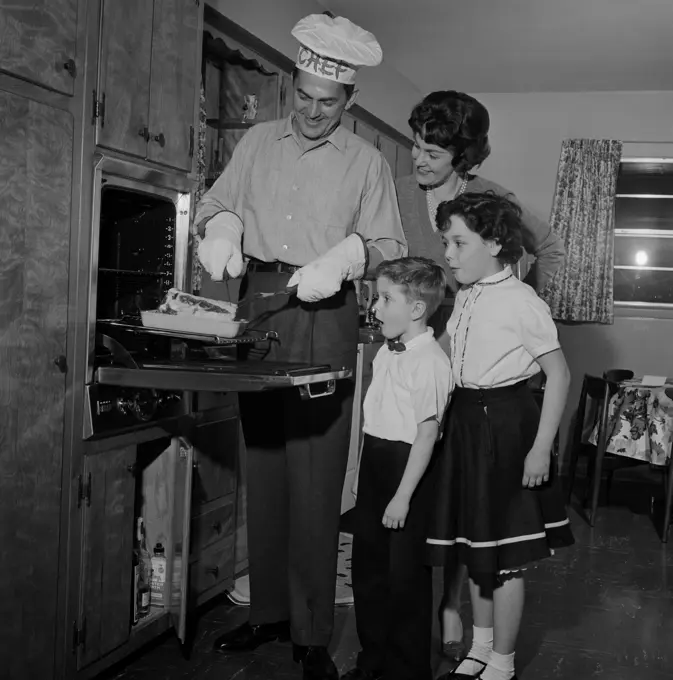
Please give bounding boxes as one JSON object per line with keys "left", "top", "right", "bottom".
{"left": 591, "top": 384, "right": 673, "bottom": 466}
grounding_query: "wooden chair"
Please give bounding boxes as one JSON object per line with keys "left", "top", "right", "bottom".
{"left": 661, "top": 388, "right": 673, "bottom": 542}
{"left": 603, "top": 369, "right": 634, "bottom": 383}
{"left": 567, "top": 373, "right": 638, "bottom": 525}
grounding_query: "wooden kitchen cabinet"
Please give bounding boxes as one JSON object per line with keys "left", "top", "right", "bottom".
{"left": 0, "top": 89, "right": 72, "bottom": 680}
{"left": 76, "top": 446, "right": 136, "bottom": 669}
{"left": 0, "top": 0, "right": 79, "bottom": 95}
{"left": 378, "top": 134, "right": 399, "bottom": 176}
{"left": 74, "top": 436, "right": 194, "bottom": 674}
{"left": 354, "top": 119, "right": 414, "bottom": 179}
{"left": 396, "top": 143, "right": 414, "bottom": 178}
{"left": 95, "top": 0, "right": 202, "bottom": 172}
{"left": 354, "top": 119, "right": 378, "bottom": 147}
{"left": 188, "top": 404, "right": 240, "bottom": 604}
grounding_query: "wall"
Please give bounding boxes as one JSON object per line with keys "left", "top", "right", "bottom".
{"left": 206, "top": 0, "right": 422, "bottom": 134}
{"left": 470, "top": 90, "right": 673, "bottom": 464}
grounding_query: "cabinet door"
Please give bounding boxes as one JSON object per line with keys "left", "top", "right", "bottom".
{"left": 280, "top": 71, "right": 294, "bottom": 119}
{"left": 396, "top": 143, "right": 415, "bottom": 178}
{"left": 0, "top": 91, "right": 71, "bottom": 680}
{"left": 168, "top": 438, "right": 194, "bottom": 643}
{"left": 190, "top": 412, "right": 238, "bottom": 506}
{"left": 77, "top": 446, "right": 137, "bottom": 669}
{"left": 378, "top": 134, "right": 398, "bottom": 177}
{"left": 188, "top": 410, "right": 239, "bottom": 599}
{"left": 341, "top": 111, "right": 356, "bottom": 133}
{"left": 147, "top": 0, "right": 201, "bottom": 170}
{"left": 0, "top": 0, "right": 78, "bottom": 95}
{"left": 354, "top": 119, "right": 378, "bottom": 147}
{"left": 96, "top": 0, "right": 154, "bottom": 158}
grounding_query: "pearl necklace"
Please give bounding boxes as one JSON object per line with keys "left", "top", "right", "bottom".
{"left": 426, "top": 175, "right": 469, "bottom": 228}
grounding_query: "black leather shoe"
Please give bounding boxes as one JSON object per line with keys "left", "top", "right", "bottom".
{"left": 295, "top": 645, "right": 339, "bottom": 680}
{"left": 436, "top": 657, "right": 488, "bottom": 679}
{"left": 212, "top": 620, "right": 290, "bottom": 653}
{"left": 341, "top": 667, "right": 383, "bottom": 680}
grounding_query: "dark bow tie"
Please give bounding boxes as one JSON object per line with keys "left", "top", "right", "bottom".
{"left": 387, "top": 339, "right": 406, "bottom": 353}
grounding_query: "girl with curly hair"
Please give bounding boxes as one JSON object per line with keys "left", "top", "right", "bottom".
{"left": 428, "top": 192, "right": 574, "bottom": 680}
{"left": 396, "top": 91, "right": 567, "bottom": 663}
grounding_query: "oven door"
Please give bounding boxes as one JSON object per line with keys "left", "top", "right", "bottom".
{"left": 94, "top": 362, "right": 353, "bottom": 399}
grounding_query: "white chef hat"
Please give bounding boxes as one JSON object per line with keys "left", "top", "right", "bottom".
{"left": 291, "top": 14, "right": 383, "bottom": 86}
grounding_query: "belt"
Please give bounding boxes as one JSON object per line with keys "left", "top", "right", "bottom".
{"left": 246, "top": 259, "right": 300, "bottom": 275}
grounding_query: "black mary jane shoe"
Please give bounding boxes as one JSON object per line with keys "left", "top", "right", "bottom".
{"left": 293, "top": 645, "right": 339, "bottom": 680}
{"left": 340, "top": 667, "right": 384, "bottom": 680}
{"left": 212, "top": 620, "right": 290, "bottom": 653}
{"left": 436, "top": 656, "right": 488, "bottom": 679}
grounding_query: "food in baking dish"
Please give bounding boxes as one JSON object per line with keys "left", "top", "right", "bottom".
{"left": 157, "top": 288, "right": 238, "bottom": 319}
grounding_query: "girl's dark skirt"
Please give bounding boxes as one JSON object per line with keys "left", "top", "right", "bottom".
{"left": 426, "top": 380, "right": 574, "bottom": 576}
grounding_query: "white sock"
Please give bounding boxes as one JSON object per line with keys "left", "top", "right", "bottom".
{"left": 480, "top": 650, "right": 516, "bottom": 680}
{"left": 453, "top": 626, "right": 493, "bottom": 675}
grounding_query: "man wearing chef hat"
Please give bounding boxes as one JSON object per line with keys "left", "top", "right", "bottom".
{"left": 194, "top": 12, "right": 406, "bottom": 680}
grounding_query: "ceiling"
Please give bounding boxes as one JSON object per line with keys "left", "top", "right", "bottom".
{"left": 318, "top": 0, "right": 673, "bottom": 93}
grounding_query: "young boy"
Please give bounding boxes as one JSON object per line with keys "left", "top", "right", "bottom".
{"left": 343, "top": 257, "right": 454, "bottom": 680}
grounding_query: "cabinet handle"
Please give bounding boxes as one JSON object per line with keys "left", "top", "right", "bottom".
{"left": 63, "top": 58, "right": 77, "bottom": 78}
{"left": 153, "top": 132, "right": 166, "bottom": 148}
{"left": 138, "top": 127, "right": 150, "bottom": 142}
{"left": 205, "top": 566, "right": 219, "bottom": 577}
{"left": 212, "top": 521, "right": 222, "bottom": 534}
{"left": 53, "top": 355, "right": 67, "bottom": 374}
{"left": 189, "top": 125, "right": 194, "bottom": 157}
{"left": 126, "top": 463, "right": 137, "bottom": 475}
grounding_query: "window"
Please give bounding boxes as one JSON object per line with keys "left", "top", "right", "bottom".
{"left": 614, "top": 159, "right": 673, "bottom": 306}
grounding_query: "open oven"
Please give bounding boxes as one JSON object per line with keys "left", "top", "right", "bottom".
{"left": 84, "top": 155, "right": 351, "bottom": 439}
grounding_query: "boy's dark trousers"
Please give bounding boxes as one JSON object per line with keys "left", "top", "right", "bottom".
{"left": 352, "top": 435, "right": 434, "bottom": 680}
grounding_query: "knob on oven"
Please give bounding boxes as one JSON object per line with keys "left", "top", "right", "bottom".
{"left": 130, "top": 390, "right": 159, "bottom": 421}
{"left": 116, "top": 390, "right": 159, "bottom": 422}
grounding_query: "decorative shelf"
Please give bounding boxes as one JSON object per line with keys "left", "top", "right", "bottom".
{"left": 206, "top": 118, "right": 258, "bottom": 131}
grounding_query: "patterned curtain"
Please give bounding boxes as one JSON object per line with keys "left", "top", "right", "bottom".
{"left": 190, "top": 80, "right": 207, "bottom": 294}
{"left": 541, "top": 139, "right": 622, "bottom": 324}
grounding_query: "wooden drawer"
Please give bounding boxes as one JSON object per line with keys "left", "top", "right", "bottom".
{"left": 190, "top": 497, "right": 235, "bottom": 557}
{"left": 191, "top": 534, "right": 236, "bottom": 598}
{"left": 191, "top": 414, "right": 239, "bottom": 506}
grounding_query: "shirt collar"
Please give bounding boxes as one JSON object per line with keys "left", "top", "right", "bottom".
{"left": 475, "top": 266, "right": 514, "bottom": 287}
{"left": 387, "top": 327, "right": 435, "bottom": 354}
{"left": 276, "top": 113, "right": 347, "bottom": 152}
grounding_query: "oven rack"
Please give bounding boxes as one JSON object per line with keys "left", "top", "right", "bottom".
{"left": 97, "top": 319, "right": 278, "bottom": 346}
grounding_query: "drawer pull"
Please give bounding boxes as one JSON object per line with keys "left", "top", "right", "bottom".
{"left": 205, "top": 565, "right": 219, "bottom": 577}
{"left": 212, "top": 521, "right": 222, "bottom": 534}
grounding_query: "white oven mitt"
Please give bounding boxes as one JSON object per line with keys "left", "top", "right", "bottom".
{"left": 287, "top": 234, "right": 367, "bottom": 303}
{"left": 197, "top": 211, "right": 245, "bottom": 280}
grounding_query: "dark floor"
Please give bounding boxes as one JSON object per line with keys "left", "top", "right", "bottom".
{"left": 105, "top": 470, "right": 673, "bottom": 679}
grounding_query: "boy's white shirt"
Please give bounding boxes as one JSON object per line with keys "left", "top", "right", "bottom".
{"left": 353, "top": 328, "right": 453, "bottom": 498}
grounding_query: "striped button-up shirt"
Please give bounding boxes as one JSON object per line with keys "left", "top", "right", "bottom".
{"left": 194, "top": 114, "right": 407, "bottom": 266}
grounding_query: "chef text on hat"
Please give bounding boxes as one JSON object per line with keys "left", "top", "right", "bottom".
{"left": 291, "top": 14, "right": 383, "bottom": 86}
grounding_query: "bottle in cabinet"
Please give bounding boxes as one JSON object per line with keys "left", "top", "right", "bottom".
{"left": 134, "top": 517, "right": 153, "bottom": 620}
{"left": 150, "top": 543, "right": 166, "bottom": 607}
{"left": 131, "top": 548, "right": 140, "bottom": 625}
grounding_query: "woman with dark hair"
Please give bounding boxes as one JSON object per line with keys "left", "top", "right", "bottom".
{"left": 395, "top": 91, "right": 565, "bottom": 662}
{"left": 397, "top": 91, "right": 564, "bottom": 292}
